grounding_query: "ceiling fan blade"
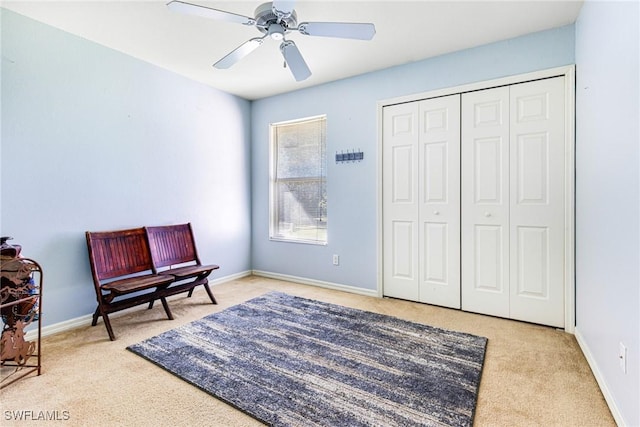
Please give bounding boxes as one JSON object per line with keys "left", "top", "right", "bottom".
{"left": 272, "top": 1, "right": 296, "bottom": 17}
{"left": 298, "top": 22, "right": 376, "bottom": 40}
{"left": 167, "top": 1, "right": 255, "bottom": 26}
{"left": 280, "top": 40, "right": 311, "bottom": 81}
{"left": 214, "top": 38, "right": 264, "bottom": 69}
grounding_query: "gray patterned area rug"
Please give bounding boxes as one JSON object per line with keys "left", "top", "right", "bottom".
{"left": 128, "top": 292, "right": 487, "bottom": 427}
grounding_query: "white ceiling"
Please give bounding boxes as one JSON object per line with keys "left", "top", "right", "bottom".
{"left": 1, "top": 0, "right": 583, "bottom": 100}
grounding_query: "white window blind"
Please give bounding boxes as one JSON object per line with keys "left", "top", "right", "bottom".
{"left": 270, "top": 115, "right": 327, "bottom": 244}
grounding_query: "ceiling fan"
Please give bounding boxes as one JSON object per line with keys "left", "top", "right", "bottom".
{"left": 167, "top": 0, "right": 376, "bottom": 81}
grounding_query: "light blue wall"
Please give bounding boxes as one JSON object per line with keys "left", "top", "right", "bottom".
{"left": 575, "top": 1, "right": 640, "bottom": 425}
{"left": 1, "top": 10, "right": 253, "bottom": 326}
{"left": 251, "top": 25, "right": 575, "bottom": 290}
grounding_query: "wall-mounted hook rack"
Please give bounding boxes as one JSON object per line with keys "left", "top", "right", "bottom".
{"left": 335, "top": 149, "right": 364, "bottom": 163}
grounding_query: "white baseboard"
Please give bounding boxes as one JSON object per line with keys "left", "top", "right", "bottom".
{"left": 209, "top": 269, "right": 252, "bottom": 286}
{"left": 574, "top": 326, "right": 625, "bottom": 426}
{"left": 251, "top": 270, "right": 379, "bottom": 298}
{"left": 24, "top": 270, "right": 253, "bottom": 341}
{"left": 27, "top": 313, "right": 94, "bottom": 340}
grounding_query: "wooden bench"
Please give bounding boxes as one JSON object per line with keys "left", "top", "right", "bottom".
{"left": 85, "top": 227, "right": 175, "bottom": 341}
{"left": 86, "top": 223, "right": 219, "bottom": 341}
{"left": 146, "top": 223, "right": 219, "bottom": 305}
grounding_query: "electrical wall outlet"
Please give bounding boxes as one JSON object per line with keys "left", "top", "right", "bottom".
{"left": 619, "top": 342, "right": 627, "bottom": 373}
{"left": 332, "top": 254, "right": 339, "bottom": 266}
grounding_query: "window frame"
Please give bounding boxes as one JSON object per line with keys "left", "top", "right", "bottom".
{"left": 269, "top": 115, "right": 328, "bottom": 245}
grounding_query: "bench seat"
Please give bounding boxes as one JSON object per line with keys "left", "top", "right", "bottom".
{"left": 158, "top": 264, "right": 220, "bottom": 280}
{"left": 101, "top": 274, "right": 174, "bottom": 295}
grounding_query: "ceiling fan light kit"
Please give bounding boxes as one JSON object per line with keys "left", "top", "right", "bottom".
{"left": 166, "top": 0, "right": 376, "bottom": 81}
{"left": 268, "top": 24, "right": 286, "bottom": 40}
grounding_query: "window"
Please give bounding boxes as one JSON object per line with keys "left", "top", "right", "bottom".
{"left": 270, "top": 115, "right": 327, "bottom": 244}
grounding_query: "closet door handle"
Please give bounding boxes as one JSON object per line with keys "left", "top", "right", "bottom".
{"left": 433, "top": 210, "right": 440, "bottom": 215}
{"left": 484, "top": 212, "right": 492, "bottom": 218}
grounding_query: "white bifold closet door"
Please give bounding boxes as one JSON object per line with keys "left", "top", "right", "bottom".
{"left": 383, "top": 95, "right": 461, "bottom": 308}
{"left": 460, "top": 86, "right": 511, "bottom": 318}
{"left": 461, "top": 77, "right": 565, "bottom": 327}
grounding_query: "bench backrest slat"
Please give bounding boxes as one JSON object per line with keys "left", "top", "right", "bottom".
{"left": 146, "top": 223, "right": 200, "bottom": 268}
{"left": 86, "top": 227, "right": 154, "bottom": 281}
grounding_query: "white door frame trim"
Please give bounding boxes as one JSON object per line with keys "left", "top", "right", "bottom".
{"left": 376, "top": 65, "right": 576, "bottom": 333}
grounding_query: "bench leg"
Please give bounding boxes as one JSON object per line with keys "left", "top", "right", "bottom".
{"left": 160, "top": 297, "right": 174, "bottom": 320}
{"left": 187, "top": 288, "right": 194, "bottom": 298}
{"left": 148, "top": 300, "right": 155, "bottom": 310}
{"left": 91, "top": 307, "right": 100, "bottom": 326}
{"left": 92, "top": 306, "right": 116, "bottom": 341}
{"left": 203, "top": 283, "right": 217, "bottom": 305}
{"left": 102, "top": 313, "right": 116, "bottom": 341}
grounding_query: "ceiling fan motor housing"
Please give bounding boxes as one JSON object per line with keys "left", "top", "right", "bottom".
{"left": 255, "top": 2, "right": 298, "bottom": 35}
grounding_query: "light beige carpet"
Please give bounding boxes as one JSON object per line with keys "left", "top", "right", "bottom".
{"left": 1, "top": 276, "right": 614, "bottom": 426}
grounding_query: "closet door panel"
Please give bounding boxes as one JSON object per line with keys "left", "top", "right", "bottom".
{"left": 418, "top": 95, "right": 461, "bottom": 308}
{"left": 383, "top": 103, "right": 419, "bottom": 301}
{"left": 474, "top": 225, "right": 505, "bottom": 292}
{"left": 509, "top": 77, "right": 565, "bottom": 327}
{"left": 462, "top": 87, "right": 510, "bottom": 318}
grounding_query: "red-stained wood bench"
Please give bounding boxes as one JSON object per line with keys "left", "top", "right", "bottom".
{"left": 85, "top": 227, "right": 175, "bottom": 341}
{"left": 145, "top": 223, "right": 219, "bottom": 305}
